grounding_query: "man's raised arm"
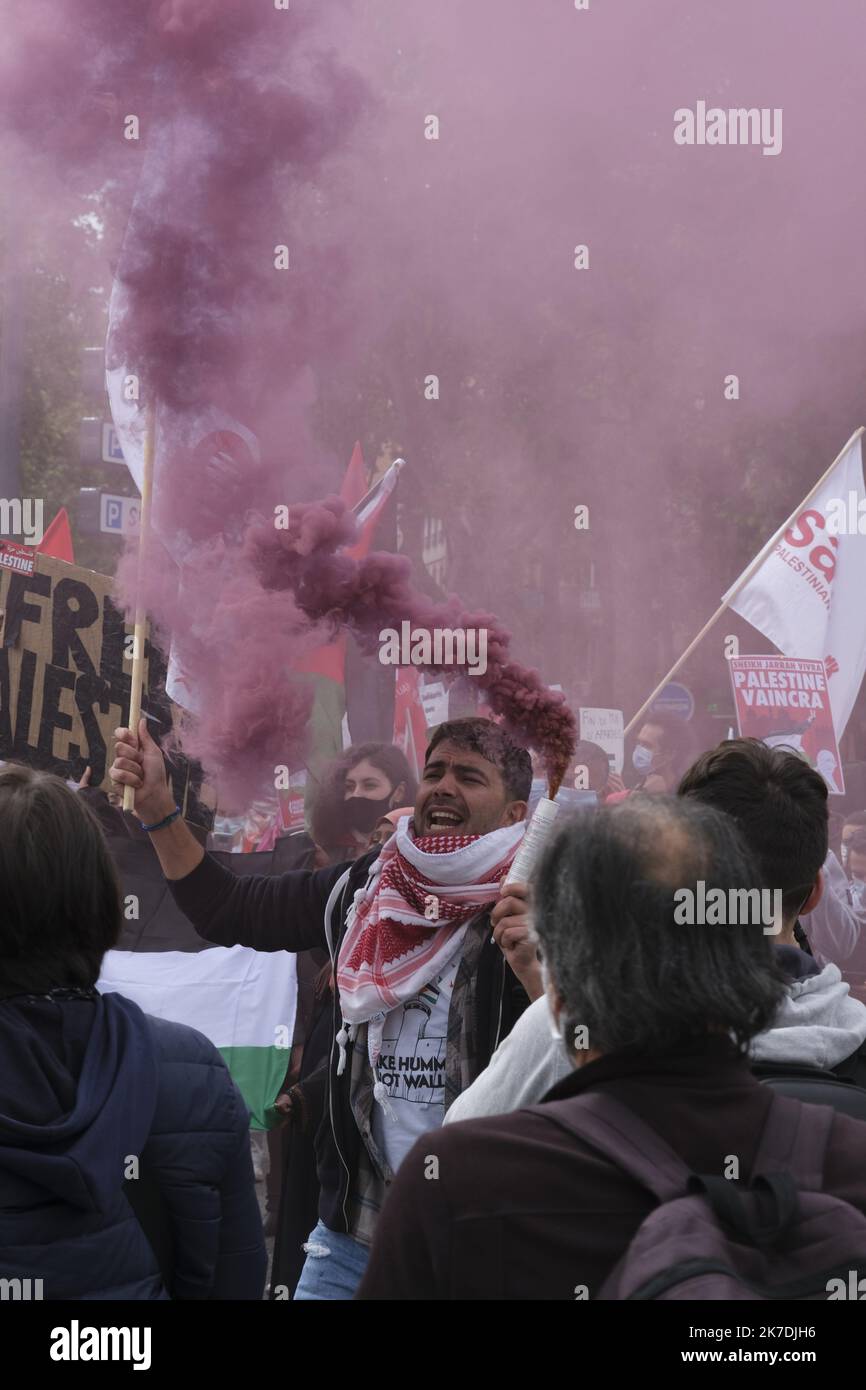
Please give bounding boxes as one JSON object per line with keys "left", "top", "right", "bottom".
{"left": 110, "top": 722, "right": 349, "bottom": 953}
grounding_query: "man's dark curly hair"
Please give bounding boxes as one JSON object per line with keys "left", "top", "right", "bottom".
{"left": 425, "top": 718, "right": 532, "bottom": 802}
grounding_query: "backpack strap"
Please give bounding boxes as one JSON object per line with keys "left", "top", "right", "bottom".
{"left": 751, "top": 1091, "right": 833, "bottom": 1191}
{"left": 689, "top": 1173, "right": 799, "bottom": 1248}
{"left": 530, "top": 1091, "right": 692, "bottom": 1202}
{"left": 830, "top": 1038, "right": 866, "bottom": 1087}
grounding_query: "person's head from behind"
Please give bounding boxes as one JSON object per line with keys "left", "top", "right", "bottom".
{"left": 572, "top": 740, "right": 611, "bottom": 795}
{"left": 415, "top": 718, "right": 531, "bottom": 836}
{"left": 312, "top": 742, "right": 418, "bottom": 848}
{"left": 632, "top": 711, "right": 696, "bottom": 792}
{"left": 841, "top": 811, "right": 866, "bottom": 871}
{"left": 677, "top": 738, "right": 828, "bottom": 943}
{"left": 0, "top": 765, "right": 121, "bottom": 993}
{"left": 847, "top": 831, "right": 866, "bottom": 887}
{"left": 532, "top": 796, "right": 785, "bottom": 1063}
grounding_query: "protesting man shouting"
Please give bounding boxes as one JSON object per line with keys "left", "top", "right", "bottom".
{"left": 110, "top": 717, "right": 538, "bottom": 1299}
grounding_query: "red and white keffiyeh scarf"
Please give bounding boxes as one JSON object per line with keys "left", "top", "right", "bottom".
{"left": 336, "top": 815, "right": 525, "bottom": 1023}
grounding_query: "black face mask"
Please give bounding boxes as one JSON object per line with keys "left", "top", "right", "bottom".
{"left": 341, "top": 794, "right": 393, "bottom": 835}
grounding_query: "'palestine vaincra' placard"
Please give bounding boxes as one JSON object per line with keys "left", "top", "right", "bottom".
{"left": 728, "top": 655, "right": 845, "bottom": 794}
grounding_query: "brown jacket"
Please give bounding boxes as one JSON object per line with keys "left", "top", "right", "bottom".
{"left": 357, "top": 1039, "right": 866, "bottom": 1300}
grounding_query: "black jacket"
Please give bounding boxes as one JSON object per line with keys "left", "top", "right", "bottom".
{"left": 169, "top": 848, "right": 529, "bottom": 1234}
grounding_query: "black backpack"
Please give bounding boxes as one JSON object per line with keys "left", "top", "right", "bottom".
{"left": 752, "top": 1057, "right": 866, "bottom": 1122}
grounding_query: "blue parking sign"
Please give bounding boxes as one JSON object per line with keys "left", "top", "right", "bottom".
{"left": 101, "top": 422, "right": 125, "bottom": 465}
{"left": 99, "top": 493, "right": 138, "bottom": 535}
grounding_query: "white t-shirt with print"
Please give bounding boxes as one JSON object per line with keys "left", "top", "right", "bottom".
{"left": 370, "top": 943, "right": 463, "bottom": 1175}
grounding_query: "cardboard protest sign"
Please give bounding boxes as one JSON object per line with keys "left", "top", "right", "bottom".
{"left": 0, "top": 553, "right": 213, "bottom": 824}
{"left": 728, "top": 655, "right": 845, "bottom": 794}
{"left": 0, "top": 553, "right": 141, "bottom": 789}
{"left": 579, "top": 707, "right": 624, "bottom": 774}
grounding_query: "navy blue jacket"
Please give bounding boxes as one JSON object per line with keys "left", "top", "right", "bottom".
{"left": 0, "top": 990, "right": 266, "bottom": 1300}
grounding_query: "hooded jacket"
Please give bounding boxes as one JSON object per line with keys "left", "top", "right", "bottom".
{"left": 750, "top": 944, "right": 866, "bottom": 1079}
{"left": 0, "top": 990, "right": 266, "bottom": 1300}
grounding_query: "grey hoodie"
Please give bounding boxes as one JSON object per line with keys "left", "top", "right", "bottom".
{"left": 445, "top": 943, "right": 866, "bottom": 1125}
{"left": 750, "top": 944, "right": 866, "bottom": 1070}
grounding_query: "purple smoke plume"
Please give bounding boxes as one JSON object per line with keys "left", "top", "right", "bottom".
{"left": 243, "top": 498, "right": 577, "bottom": 795}
{"left": 11, "top": 4, "right": 862, "bottom": 795}
{"left": 0, "top": 0, "right": 576, "bottom": 805}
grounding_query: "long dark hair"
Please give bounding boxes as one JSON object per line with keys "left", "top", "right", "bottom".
{"left": 309, "top": 742, "right": 418, "bottom": 859}
{"left": 0, "top": 765, "right": 122, "bottom": 993}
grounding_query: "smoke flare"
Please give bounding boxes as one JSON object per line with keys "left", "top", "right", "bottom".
{"left": 244, "top": 500, "right": 577, "bottom": 794}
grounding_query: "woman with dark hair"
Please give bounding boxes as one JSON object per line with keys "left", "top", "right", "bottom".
{"left": 0, "top": 764, "right": 266, "bottom": 1300}
{"left": 309, "top": 742, "right": 418, "bottom": 865}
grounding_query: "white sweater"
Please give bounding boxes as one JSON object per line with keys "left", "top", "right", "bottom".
{"left": 445, "top": 951, "right": 866, "bottom": 1125}
{"left": 445, "top": 994, "right": 570, "bottom": 1124}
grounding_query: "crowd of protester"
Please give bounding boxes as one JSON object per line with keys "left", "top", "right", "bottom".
{"left": 2, "top": 710, "right": 866, "bottom": 1300}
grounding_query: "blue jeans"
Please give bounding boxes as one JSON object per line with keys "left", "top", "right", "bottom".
{"left": 293, "top": 1219, "right": 370, "bottom": 1300}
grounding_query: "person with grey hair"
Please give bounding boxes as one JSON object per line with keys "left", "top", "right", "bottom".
{"left": 446, "top": 737, "right": 866, "bottom": 1124}
{"left": 357, "top": 796, "right": 866, "bottom": 1300}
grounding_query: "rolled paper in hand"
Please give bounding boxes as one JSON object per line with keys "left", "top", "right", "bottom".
{"left": 506, "top": 797, "right": 558, "bottom": 888}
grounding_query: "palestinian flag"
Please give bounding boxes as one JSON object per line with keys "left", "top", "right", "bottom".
{"left": 98, "top": 944, "right": 295, "bottom": 1131}
{"left": 393, "top": 666, "right": 429, "bottom": 780}
{"left": 92, "top": 812, "right": 306, "bottom": 1129}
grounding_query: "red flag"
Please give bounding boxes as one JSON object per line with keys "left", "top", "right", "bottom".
{"left": 393, "top": 667, "right": 429, "bottom": 780}
{"left": 36, "top": 508, "right": 75, "bottom": 564}
{"left": 340, "top": 440, "right": 368, "bottom": 508}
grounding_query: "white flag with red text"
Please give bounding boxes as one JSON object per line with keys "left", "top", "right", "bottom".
{"left": 724, "top": 433, "right": 866, "bottom": 738}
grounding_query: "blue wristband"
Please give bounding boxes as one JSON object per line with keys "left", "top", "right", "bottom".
{"left": 140, "top": 805, "right": 182, "bottom": 833}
